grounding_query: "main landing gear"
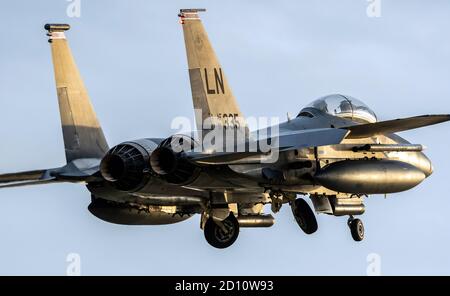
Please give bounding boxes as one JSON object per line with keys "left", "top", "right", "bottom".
{"left": 348, "top": 216, "right": 364, "bottom": 241}
{"left": 291, "top": 198, "right": 318, "bottom": 235}
{"left": 202, "top": 195, "right": 366, "bottom": 248}
{"left": 204, "top": 214, "right": 240, "bottom": 249}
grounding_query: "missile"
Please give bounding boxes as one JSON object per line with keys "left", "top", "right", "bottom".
{"left": 351, "top": 144, "right": 424, "bottom": 152}
{"left": 315, "top": 160, "right": 425, "bottom": 194}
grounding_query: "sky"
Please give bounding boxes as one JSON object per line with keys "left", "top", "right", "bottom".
{"left": 0, "top": 0, "right": 449, "bottom": 275}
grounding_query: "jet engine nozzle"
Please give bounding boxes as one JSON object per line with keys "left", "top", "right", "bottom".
{"left": 150, "top": 135, "right": 199, "bottom": 185}
{"left": 100, "top": 141, "right": 156, "bottom": 192}
{"left": 150, "top": 146, "right": 178, "bottom": 175}
{"left": 100, "top": 153, "right": 126, "bottom": 182}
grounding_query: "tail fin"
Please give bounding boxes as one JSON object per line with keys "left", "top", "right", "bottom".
{"left": 0, "top": 24, "right": 109, "bottom": 189}
{"left": 179, "top": 9, "right": 248, "bottom": 135}
{"left": 45, "top": 24, "right": 108, "bottom": 162}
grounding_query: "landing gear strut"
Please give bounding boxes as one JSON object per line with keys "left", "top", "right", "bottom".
{"left": 348, "top": 216, "right": 364, "bottom": 241}
{"left": 291, "top": 198, "right": 318, "bottom": 234}
{"left": 204, "top": 214, "right": 240, "bottom": 249}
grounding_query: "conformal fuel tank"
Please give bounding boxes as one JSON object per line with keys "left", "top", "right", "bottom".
{"left": 314, "top": 160, "right": 425, "bottom": 194}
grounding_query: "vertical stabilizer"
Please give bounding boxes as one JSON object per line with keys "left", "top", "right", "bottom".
{"left": 45, "top": 24, "right": 108, "bottom": 162}
{"left": 179, "top": 9, "right": 248, "bottom": 138}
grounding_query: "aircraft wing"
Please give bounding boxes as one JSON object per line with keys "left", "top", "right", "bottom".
{"left": 343, "top": 114, "right": 450, "bottom": 139}
{"left": 188, "top": 128, "right": 349, "bottom": 165}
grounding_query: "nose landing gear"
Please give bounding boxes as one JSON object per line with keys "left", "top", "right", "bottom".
{"left": 348, "top": 216, "right": 364, "bottom": 241}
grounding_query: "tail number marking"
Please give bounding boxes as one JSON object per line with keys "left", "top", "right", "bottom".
{"left": 204, "top": 68, "right": 225, "bottom": 95}
{"left": 212, "top": 113, "right": 241, "bottom": 129}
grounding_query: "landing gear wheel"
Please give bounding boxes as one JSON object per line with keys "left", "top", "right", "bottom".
{"left": 348, "top": 218, "right": 364, "bottom": 241}
{"left": 291, "top": 198, "right": 318, "bottom": 234}
{"left": 204, "top": 214, "right": 239, "bottom": 249}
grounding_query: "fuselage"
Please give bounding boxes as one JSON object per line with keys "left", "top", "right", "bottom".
{"left": 87, "top": 104, "right": 433, "bottom": 202}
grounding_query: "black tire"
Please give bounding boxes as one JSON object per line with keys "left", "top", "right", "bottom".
{"left": 204, "top": 214, "right": 239, "bottom": 249}
{"left": 350, "top": 218, "right": 364, "bottom": 241}
{"left": 291, "top": 198, "right": 318, "bottom": 234}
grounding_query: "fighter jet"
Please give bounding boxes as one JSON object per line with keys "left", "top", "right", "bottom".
{"left": 1, "top": 9, "right": 449, "bottom": 248}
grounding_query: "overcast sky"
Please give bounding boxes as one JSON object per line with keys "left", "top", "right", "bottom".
{"left": 0, "top": 0, "right": 449, "bottom": 275}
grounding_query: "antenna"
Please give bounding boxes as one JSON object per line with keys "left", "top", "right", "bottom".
{"left": 179, "top": 8, "right": 206, "bottom": 14}
{"left": 178, "top": 8, "right": 207, "bottom": 22}
{"left": 44, "top": 24, "right": 70, "bottom": 32}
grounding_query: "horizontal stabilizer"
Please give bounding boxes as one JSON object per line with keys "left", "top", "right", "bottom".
{"left": 0, "top": 169, "right": 55, "bottom": 188}
{"left": 343, "top": 114, "right": 450, "bottom": 139}
{"left": 0, "top": 169, "right": 47, "bottom": 184}
{"left": 0, "top": 178, "right": 59, "bottom": 189}
{"left": 0, "top": 158, "right": 102, "bottom": 189}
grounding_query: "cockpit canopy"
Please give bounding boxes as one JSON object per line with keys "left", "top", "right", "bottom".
{"left": 299, "top": 94, "right": 377, "bottom": 123}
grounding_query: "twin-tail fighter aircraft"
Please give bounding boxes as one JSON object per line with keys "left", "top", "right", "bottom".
{"left": 1, "top": 9, "right": 449, "bottom": 248}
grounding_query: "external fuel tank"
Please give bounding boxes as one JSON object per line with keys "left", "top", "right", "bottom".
{"left": 314, "top": 160, "right": 426, "bottom": 194}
